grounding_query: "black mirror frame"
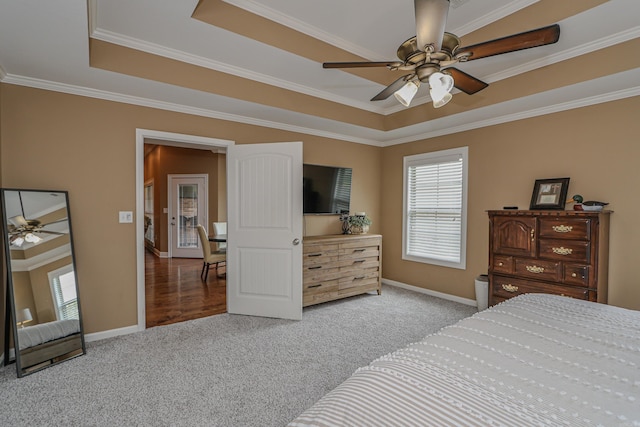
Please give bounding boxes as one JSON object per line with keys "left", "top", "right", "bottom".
{"left": 1, "top": 188, "right": 86, "bottom": 377}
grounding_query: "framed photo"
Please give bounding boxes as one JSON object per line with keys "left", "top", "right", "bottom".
{"left": 529, "top": 177, "right": 570, "bottom": 210}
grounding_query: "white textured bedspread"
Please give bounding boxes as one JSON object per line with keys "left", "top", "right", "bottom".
{"left": 18, "top": 319, "right": 81, "bottom": 350}
{"left": 289, "top": 294, "right": 640, "bottom": 427}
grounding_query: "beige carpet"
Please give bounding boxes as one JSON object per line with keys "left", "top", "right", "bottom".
{"left": 0, "top": 285, "right": 476, "bottom": 426}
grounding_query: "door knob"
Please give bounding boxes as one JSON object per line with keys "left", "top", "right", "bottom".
{"left": 292, "top": 238, "right": 300, "bottom": 246}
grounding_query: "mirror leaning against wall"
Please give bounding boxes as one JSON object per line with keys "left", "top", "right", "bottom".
{"left": 1, "top": 189, "right": 85, "bottom": 377}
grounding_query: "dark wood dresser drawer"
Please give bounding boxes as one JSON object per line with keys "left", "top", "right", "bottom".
{"left": 538, "top": 217, "right": 591, "bottom": 240}
{"left": 492, "top": 276, "right": 589, "bottom": 300}
{"left": 538, "top": 239, "right": 590, "bottom": 262}
{"left": 514, "top": 258, "right": 561, "bottom": 281}
{"left": 492, "top": 255, "right": 513, "bottom": 274}
{"left": 563, "top": 264, "right": 590, "bottom": 286}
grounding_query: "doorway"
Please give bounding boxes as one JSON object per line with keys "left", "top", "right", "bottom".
{"left": 136, "top": 130, "right": 233, "bottom": 331}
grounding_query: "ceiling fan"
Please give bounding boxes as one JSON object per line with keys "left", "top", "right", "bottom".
{"left": 322, "top": 0, "right": 560, "bottom": 108}
{"left": 7, "top": 194, "right": 67, "bottom": 247}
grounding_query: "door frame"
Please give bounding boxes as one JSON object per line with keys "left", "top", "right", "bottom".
{"left": 135, "top": 129, "right": 234, "bottom": 331}
{"left": 167, "top": 174, "right": 208, "bottom": 258}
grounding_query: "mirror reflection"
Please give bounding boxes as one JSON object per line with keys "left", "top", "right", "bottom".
{"left": 2, "top": 189, "right": 85, "bottom": 377}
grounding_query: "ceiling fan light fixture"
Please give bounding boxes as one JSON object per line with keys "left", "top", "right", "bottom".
{"left": 393, "top": 80, "right": 420, "bottom": 107}
{"left": 12, "top": 236, "right": 25, "bottom": 247}
{"left": 431, "top": 91, "right": 452, "bottom": 108}
{"left": 24, "top": 232, "right": 42, "bottom": 244}
{"left": 429, "top": 72, "right": 454, "bottom": 108}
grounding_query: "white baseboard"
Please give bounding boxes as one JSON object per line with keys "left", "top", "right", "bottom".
{"left": 84, "top": 324, "right": 140, "bottom": 343}
{"left": 382, "top": 278, "right": 478, "bottom": 307}
{"left": 81, "top": 279, "right": 476, "bottom": 344}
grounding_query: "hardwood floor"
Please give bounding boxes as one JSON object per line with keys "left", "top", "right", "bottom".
{"left": 145, "top": 250, "right": 226, "bottom": 328}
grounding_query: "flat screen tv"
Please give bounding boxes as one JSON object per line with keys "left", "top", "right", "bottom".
{"left": 303, "top": 164, "right": 352, "bottom": 214}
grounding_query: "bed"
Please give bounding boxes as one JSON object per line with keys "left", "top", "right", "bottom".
{"left": 289, "top": 294, "right": 640, "bottom": 426}
{"left": 17, "top": 319, "right": 82, "bottom": 369}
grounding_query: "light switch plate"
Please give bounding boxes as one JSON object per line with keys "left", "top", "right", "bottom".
{"left": 119, "top": 211, "right": 133, "bottom": 223}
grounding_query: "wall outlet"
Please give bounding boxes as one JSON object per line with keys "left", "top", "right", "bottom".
{"left": 119, "top": 211, "right": 133, "bottom": 223}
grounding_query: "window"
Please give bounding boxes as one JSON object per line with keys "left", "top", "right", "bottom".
{"left": 403, "top": 147, "right": 468, "bottom": 269}
{"left": 48, "top": 264, "right": 79, "bottom": 320}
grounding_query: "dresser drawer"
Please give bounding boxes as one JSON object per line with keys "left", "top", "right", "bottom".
{"left": 538, "top": 218, "right": 591, "bottom": 240}
{"left": 303, "top": 253, "right": 338, "bottom": 268}
{"left": 514, "top": 258, "right": 561, "bottom": 282}
{"left": 303, "top": 266, "right": 340, "bottom": 284}
{"left": 338, "top": 268, "right": 379, "bottom": 290}
{"left": 492, "top": 276, "right": 589, "bottom": 300}
{"left": 492, "top": 255, "right": 513, "bottom": 274}
{"left": 339, "top": 246, "right": 380, "bottom": 260}
{"left": 563, "top": 264, "right": 589, "bottom": 286}
{"left": 538, "top": 239, "right": 590, "bottom": 262}
{"left": 303, "top": 242, "right": 338, "bottom": 254}
{"left": 338, "top": 257, "right": 379, "bottom": 273}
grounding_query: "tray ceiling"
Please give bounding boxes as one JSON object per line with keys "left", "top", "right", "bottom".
{"left": 1, "top": 0, "right": 639, "bottom": 146}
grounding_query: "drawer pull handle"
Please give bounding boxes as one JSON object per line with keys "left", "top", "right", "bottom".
{"left": 308, "top": 284, "right": 322, "bottom": 288}
{"left": 571, "top": 273, "right": 578, "bottom": 278}
{"left": 353, "top": 259, "right": 366, "bottom": 263}
{"left": 498, "top": 262, "right": 504, "bottom": 267}
{"left": 502, "top": 284, "right": 519, "bottom": 293}
{"left": 552, "top": 247, "right": 573, "bottom": 256}
{"left": 354, "top": 276, "right": 365, "bottom": 280}
{"left": 526, "top": 265, "right": 545, "bottom": 274}
{"left": 530, "top": 229, "right": 535, "bottom": 241}
{"left": 353, "top": 248, "right": 366, "bottom": 252}
{"left": 307, "top": 253, "right": 322, "bottom": 257}
{"left": 552, "top": 225, "right": 573, "bottom": 233}
{"left": 308, "top": 266, "right": 322, "bottom": 270}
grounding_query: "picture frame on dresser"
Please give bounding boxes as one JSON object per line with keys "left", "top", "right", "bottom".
{"left": 529, "top": 177, "right": 570, "bottom": 210}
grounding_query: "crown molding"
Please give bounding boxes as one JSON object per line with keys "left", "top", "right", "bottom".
{"left": 90, "top": 28, "right": 386, "bottom": 115}
{"left": 450, "top": 0, "right": 538, "bottom": 37}
{"left": 4, "top": 71, "right": 638, "bottom": 148}
{"left": 1, "top": 73, "right": 383, "bottom": 146}
{"left": 381, "top": 82, "right": 640, "bottom": 147}
{"left": 223, "top": 0, "right": 387, "bottom": 61}
{"left": 484, "top": 25, "right": 640, "bottom": 84}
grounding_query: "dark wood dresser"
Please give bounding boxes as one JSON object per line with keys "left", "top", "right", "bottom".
{"left": 488, "top": 210, "right": 611, "bottom": 306}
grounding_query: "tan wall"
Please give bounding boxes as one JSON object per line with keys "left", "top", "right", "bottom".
{"left": 381, "top": 96, "right": 640, "bottom": 310}
{"left": 0, "top": 83, "right": 381, "bottom": 334}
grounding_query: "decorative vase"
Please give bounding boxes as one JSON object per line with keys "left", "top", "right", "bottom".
{"left": 350, "top": 224, "right": 369, "bottom": 235}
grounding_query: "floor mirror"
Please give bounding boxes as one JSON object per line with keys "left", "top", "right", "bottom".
{"left": 1, "top": 189, "right": 85, "bottom": 377}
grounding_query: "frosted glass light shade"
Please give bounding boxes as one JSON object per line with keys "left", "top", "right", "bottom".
{"left": 393, "top": 80, "right": 420, "bottom": 107}
{"left": 429, "top": 72, "right": 454, "bottom": 108}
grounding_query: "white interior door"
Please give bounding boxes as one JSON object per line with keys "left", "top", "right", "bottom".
{"left": 227, "top": 142, "right": 303, "bottom": 320}
{"left": 168, "top": 174, "right": 208, "bottom": 258}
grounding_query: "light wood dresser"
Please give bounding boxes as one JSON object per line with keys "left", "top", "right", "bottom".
{"left": 302, "top": 234, "right": 382, "bottom": 307}
{"left": 488, "top": 210, "right": 610, "bottom": 307}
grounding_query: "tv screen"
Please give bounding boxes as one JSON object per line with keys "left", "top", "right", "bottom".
{"left": 303, "top": 164, "right": 352, "bottom": 214}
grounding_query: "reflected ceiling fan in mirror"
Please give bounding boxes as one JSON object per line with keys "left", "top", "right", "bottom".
{"left": 7, "top": 193, "right": 67, "bottom": 247}
{"left": 322, "top": 0, "right": 560, "bottom": 108}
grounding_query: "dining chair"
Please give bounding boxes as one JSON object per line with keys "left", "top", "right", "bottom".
{"left": 196, "top": 224, "right": 226, "bottom": 281}
{"left": 213, "top": 222, "right": 227, "bottom": 251}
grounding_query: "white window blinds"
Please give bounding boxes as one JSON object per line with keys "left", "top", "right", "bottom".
{"left": 403, "top": 147, "right": 467, "bottom": 269}
{"left": 50, "top": 266, "right": 79, "bottom": 320}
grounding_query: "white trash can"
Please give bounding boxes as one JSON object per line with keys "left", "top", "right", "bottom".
{"left": 475, "top": 274, "right": 489, "bottom": 311}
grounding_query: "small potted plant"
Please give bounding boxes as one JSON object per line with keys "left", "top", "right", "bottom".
{"left": 348, "top": 213, "right": 372, "bottom": 235}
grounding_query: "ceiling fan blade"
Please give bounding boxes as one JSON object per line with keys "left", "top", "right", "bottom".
{"left": 446, "top": 68, "right": 488, "bottom": 95}
{"left": 414, "top": 0, "right": 449, "bottom": 52}
{"left": 371, "top": 75, "right": 412, "bottom": 101}
{"left": 323, "top": 61, "right": 403, "bottom": 69}
{"left": 40, "top": 218, "right": 68, "bottom": 227}
{"left": 38, "top": 230, "right": 66, "bottom": 235}
{"left": 457, "top": 24, "right": 560, "bottom": 61}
